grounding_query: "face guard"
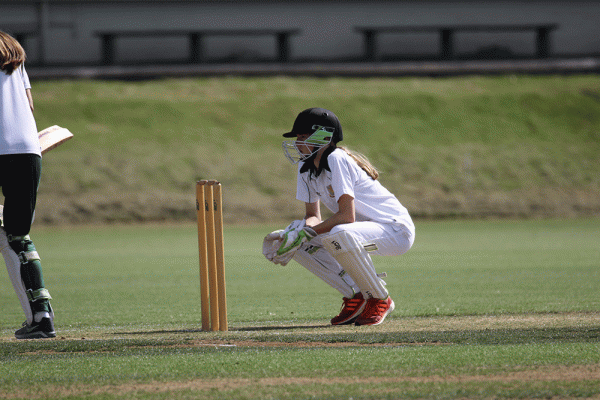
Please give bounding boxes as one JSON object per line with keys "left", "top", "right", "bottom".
{"left": 282, "top": 125, "right": 335, "bottom": 164}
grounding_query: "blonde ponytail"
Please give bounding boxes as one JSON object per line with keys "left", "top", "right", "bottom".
{"left": 338, "top": 146, "right": 379, "bottom": 180}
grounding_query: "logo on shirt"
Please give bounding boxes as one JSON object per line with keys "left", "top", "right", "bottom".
{"left": 326, "top": 185, "right": 335, "bottom": 198}
{"left": 330, "top": 240, "right": 342, "bottom": 251}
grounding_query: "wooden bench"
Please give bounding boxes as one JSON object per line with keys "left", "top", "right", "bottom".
{"left": 355, "top": 24, "right": 559, "bottom": 61}
{"left": 94, "top": 29, "right": 301, "bottom": 65}
{"left": 2, "top": 24, "right": 39, "bottom": 45}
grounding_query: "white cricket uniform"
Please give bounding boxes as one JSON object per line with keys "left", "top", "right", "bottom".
{"left": 296, "top": 148, "right": 414, "bottom": 254}
{"left": 292, "top": 148, "right": 415, "bottom": 298}
{"left": 0, "top": 65, "right": 41, "bottom": 156}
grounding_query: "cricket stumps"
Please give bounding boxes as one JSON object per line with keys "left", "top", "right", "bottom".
{"left": 196, "top": 180, "right": 227, "bottom": 331}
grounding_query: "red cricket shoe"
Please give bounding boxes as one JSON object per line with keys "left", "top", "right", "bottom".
{"left": 354, "top": 296, "right": 395, "bottom": 326}
{"left": 331, "top": 292, "right": 366, "bottom": 325}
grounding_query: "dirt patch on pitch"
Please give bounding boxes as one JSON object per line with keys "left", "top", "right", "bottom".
{"left": 147, "top": 339, "right": 451, "bottom": 349}
{"left": 3, "top": 311, "right": 598, "bottom": 344}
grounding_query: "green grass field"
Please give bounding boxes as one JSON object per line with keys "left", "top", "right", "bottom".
{"left": 1, "top": 219, "right": 598, "bottom": 399}
{"left": 30, "top": 75, "right": 600, "bottom": 224}
{"left": 0, "top": 74, "right": 598, "bottom": 398}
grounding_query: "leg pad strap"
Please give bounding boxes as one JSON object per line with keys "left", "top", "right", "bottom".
{"left": 27, "top": 288, "right": 52, "bottom": 302}
{"left": 19, "top": 251, "right": 40, "bottom": 264}
{"left": 7, "top": 235, "right": 41, "bottom": 264}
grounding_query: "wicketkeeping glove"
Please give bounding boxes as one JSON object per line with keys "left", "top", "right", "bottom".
{"left": 262, "top": 229, "right": 284, "bottom": 262}
{"left": 283, "top": 219, "right": 305, "bottom": 234}
{"left": 272, "top": 226, "right": 317, "bottom": 266}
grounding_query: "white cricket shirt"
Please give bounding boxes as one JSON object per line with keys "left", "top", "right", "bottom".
{"left": 0, "top": 65, "right": 41, "bottom": 156}
{"left": 296, "top": 148, "right": 414, "bottom": 230}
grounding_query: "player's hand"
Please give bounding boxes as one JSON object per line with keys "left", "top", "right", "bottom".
{"left": 272, "top": 226, "right": 317, "bottom": 266}
{"left": 262, "top": 229, "right": 284, "bottom": 262}
{"left": 263, "top": 220, "right": 306, "bottom": 265}
{"left": 283, "top": 219, "right": 305, "bottom": 234}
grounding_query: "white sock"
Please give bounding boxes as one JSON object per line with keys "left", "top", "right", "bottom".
{"left": 34, "top": 311, "right": 50, "bottom": 323}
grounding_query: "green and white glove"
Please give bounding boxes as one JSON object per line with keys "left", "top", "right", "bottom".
{"left": 262, "top": 220, "right": 305, "bottom": 264}
{"left": 283, "top": 219, "right": 305, "bottom": 235}
{"left": 262, "top": 229, "right": 285, "bottom": 263}
{"left": 272, "top": 226, "right": 317, "bottom": 266}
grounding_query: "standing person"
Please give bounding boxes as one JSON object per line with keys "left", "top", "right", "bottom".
{"left": 263, "top": 108, "right": 415, "bottom": 326}
{"left": 0, "top": 31, "right": 55, "bottom": 339}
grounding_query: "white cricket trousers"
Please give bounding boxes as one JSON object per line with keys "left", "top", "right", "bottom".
{"left": 292, "top": 221, "right": 415, "bottom": 298}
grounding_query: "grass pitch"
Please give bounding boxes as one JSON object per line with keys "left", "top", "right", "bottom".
{"left": 0, "top": 219, "right": 599, "bottom": 399}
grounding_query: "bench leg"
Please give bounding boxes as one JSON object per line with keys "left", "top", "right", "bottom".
{"left": 189, "top": 33, "right": 203, "bottom": 63}
{"left": 101, "top": 34, "right": 115, "bottom": 65}
{"left": 15, "top": 34, "right": 26, "bottom": 45}
{"left": 536, "top": 28, "right": 551, "bottom": 58}
{"left": 277, "top": 33, "right": 290, "bottom": 62}
{"left": 440, "top": 29, "right": 453, "bottom": 60}
{"left": 363, "top": 30, "right": 376, "bottom": 61}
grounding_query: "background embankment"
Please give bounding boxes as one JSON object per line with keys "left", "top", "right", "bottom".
{"left": 29, "top": 76, "right": 600, "bottom": 225}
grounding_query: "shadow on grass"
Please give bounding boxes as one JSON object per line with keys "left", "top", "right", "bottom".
{"left": 112, "top": 324, "right": 330, "bottom": 336}
{"left": 233, "top": 325, "right": 330, "bottom": 332}
{"left": 2, "top": 324, "right": 598, "bottom": 356}
{"left": 109, "top": 324, "right": 600, "bottom": 345}
{"left": 293, "top": 325, "right": 600, "bottom": 346}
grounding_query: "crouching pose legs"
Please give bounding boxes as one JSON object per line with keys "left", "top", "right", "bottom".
{"left": 263, "top": 107, "right": 415, "bottom": 326}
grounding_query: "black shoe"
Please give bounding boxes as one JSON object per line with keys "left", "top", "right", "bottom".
{"left": 15, "top": 318, "right": 56, "bottom": 339}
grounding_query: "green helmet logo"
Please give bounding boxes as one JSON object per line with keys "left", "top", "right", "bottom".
{"left": 305, "top": 125, "right": 334, "bottom": 145}
{"left": 282, "top": 125, "right": 336, "bottom": 164}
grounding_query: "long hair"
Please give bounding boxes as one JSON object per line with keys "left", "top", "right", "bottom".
{"left": 338, "top": 146, "right": 379, "bottom": 180}
{"left": 0, "top": 31, "right": 26, "bottom": 75}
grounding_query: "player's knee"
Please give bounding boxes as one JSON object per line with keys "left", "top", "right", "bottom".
{"left": 321, "top": 229, "right": 360, "bottom": 254}
{"left": 328, "top": 225, "right": 350, "bottom": 237}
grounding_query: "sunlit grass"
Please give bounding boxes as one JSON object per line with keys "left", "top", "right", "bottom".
{"left": 26, "top": 75, "right": 600, "bottom": 224}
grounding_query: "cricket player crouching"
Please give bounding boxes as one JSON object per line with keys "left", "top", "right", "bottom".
{"left": 263, "top": 108, "right": 415, "bottom": 326}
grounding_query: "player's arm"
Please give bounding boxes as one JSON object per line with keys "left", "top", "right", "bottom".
{"left": 26, "top": 89, "right": 34, "bottom": 112}
{"left": 307, "top": 194, "right": 355, "bottom": 235}
{"left": 304, "top": 201, "right": 321, "bottom": 228}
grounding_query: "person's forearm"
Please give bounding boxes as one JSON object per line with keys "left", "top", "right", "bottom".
{"left": 305, "top": 215, "right": 322, "bottom": 228}
{"left": 308, "top": 211, "right": 355, "bottom": 235}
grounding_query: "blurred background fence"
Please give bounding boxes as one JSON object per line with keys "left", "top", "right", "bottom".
{"left": 1, "top": 1, "right": 599, "bottom": 225}
{"left": 1, "top": 0, "right": 600, "bottom": 78}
